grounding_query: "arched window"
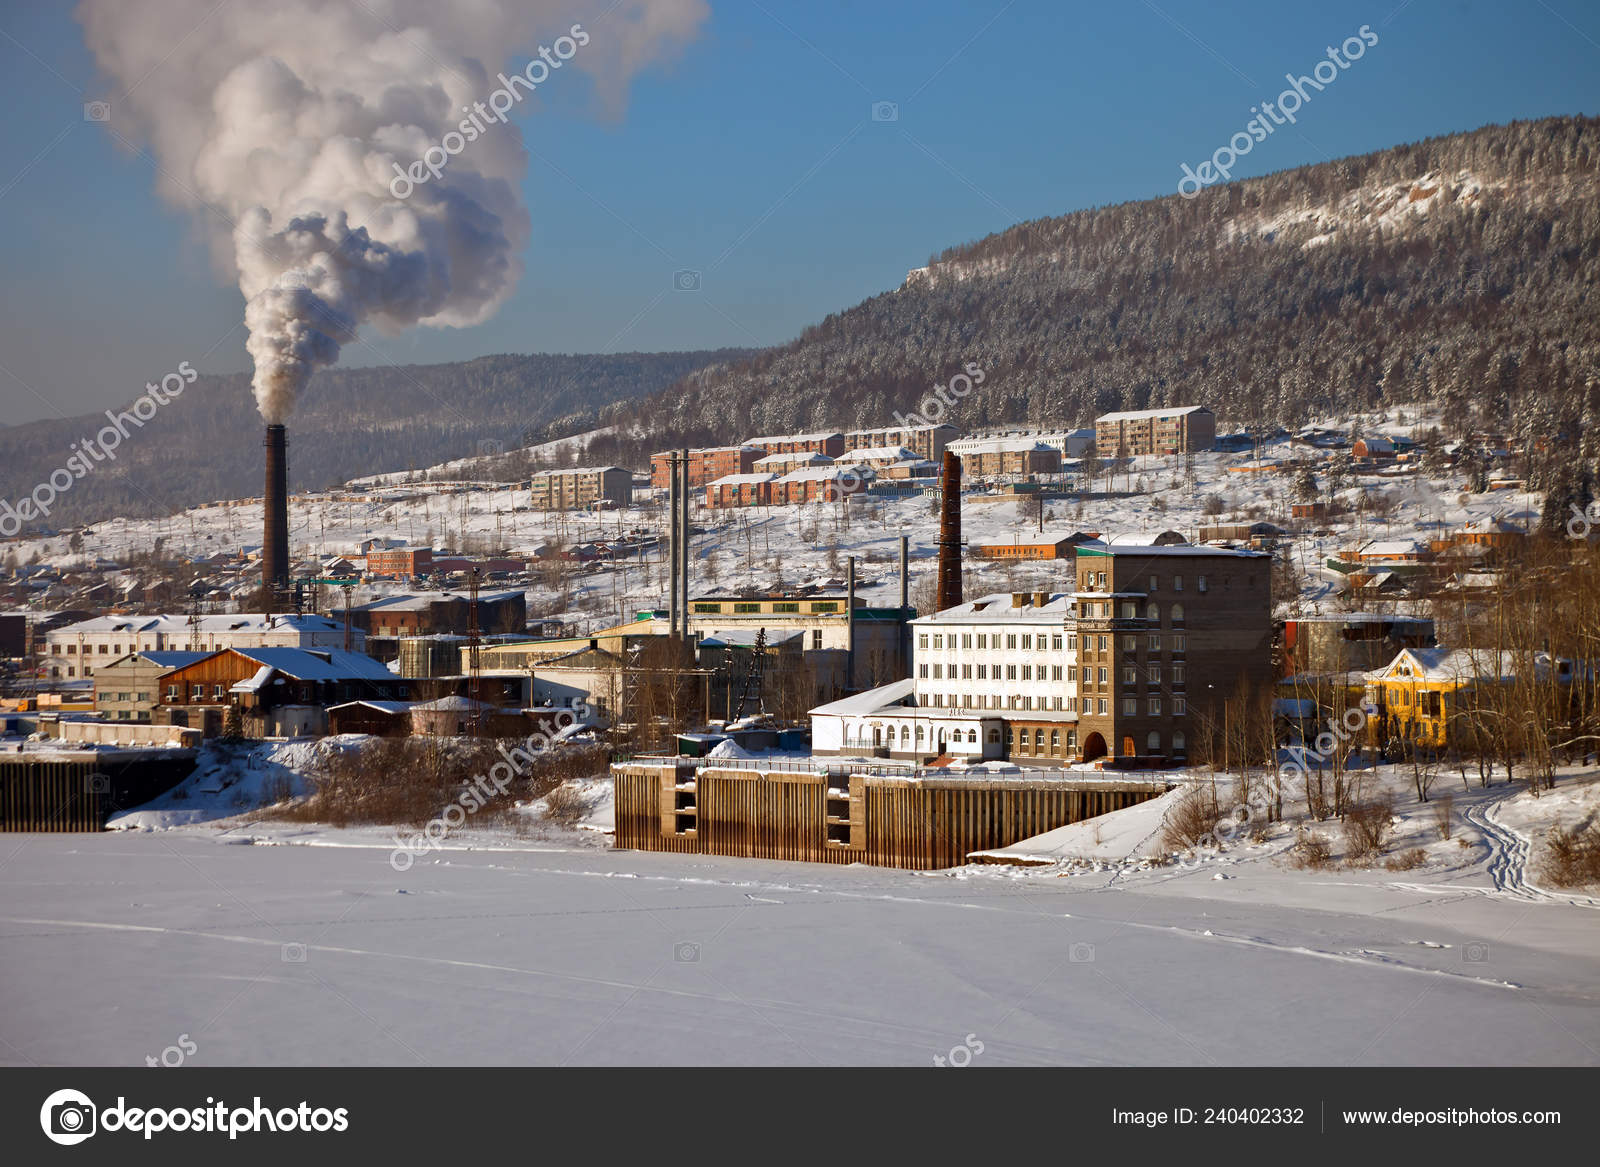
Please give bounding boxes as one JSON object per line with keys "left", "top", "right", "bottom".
{"left": 1146, "top": 730, "right": 1161, "bottom": 753}
{"left": 1146, "top": 602, "right": 1159, "bottom": 622}
{"left": 900, "top": 725, "right": 910, "bottom": 744}
{"left": 1171, "top": 603, "right": 1184, "bottom": 623}
{"left": 914, "top": 724, "right": 925, "bottom": 741}
{"left": 1033, "top": 729, "right": 1045, "bottom": 750}
{"left": 1050, "top": 729, "right": 1061, "bottom": 755}
{"left": 966, "top": 729, "right": 977, "bottom": 743}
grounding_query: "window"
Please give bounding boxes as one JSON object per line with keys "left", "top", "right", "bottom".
{"left": 1052, "top": 635, "right": 1063, "bottom": 650}
{"left": 1097, "top": 572, "right": 1107, "bottom": 588}
{"left": 966, "top": 729, "right": 977, "bottom": 744}
{"left": 1081, "top": 697, "right": 1092, "bottom": 712}
{"left": 919, "top": 664, "right": 929, "bottom": 678}
{"left": 1098, "top": 636, "right": 1108, "bottom": 651}
{"left": 1149, "top": 633, "right": 1161, "bottom": 651}
{"left": 1173, "top": 634, "right": 1185, "bottom": 653}
{"left": 1033, "top": 729, "right": 1045, "bottom": 751}
{"left": 1173, "top": 663, "right": 1185, "bottom": 687}
{"left": 1146, "top": 603, "right": 1159, "bottom": 621}
{"left": 1006, "top": 634, "right": 1017, "bottom": 649}
{"left": 1023, "top": 696, "right": 1033, "bottom": 710}
{"left": 1147, "top": 731, "right": 1161, "bottom": 753}
{"left": 977, "top": 634, "right": 987, "bottom": 649}
{"left": 166, "top": 685, "right": 177, "bottom": 698}
{"left": 1123, "top": 697, "right": 1137, "bottom": 716}
{"left": 812, "top": 630, "right": 822, "bottom": 650}
{"left": 1021, "top": 634, "right": 1032, "bottom": 650}
{"left": 694, "top": 602, "right": 721, "bottom": 613}
{"left": 811, "top": 601, "right": 839, "bottom": 612}
{"left": 961, "top": 634, "right": 971, "bottom": 649}
{"left": 1149, "top": 697, "right": 1162, "bottom": 716}
{"left": 1173, "top": 731, "right": 1186, "bottom": 755}
{"left": 1147, "top": 664, "right": 1161, "bottom": 684}
{"left": 212, "top": 684, "right": 226, "bottom": 698}
{"left": 1174, "top": 575, "right": 1183, "bottom": 591}
{"left": 1174, "top": 697, "right": 1187, "bottom": 716}
{"left": 1022, "top": 665, "right": 1032, "bottom": 680}
{"left": 1121, "top": 602, "right": 1137, "bottom": 619}
{"left": 976, "top": 664, "right": 987, "bottom": 679}
{"left": 773, "top": 602, "right": 800, "bottom": 613}
{"left": 962, "top": 664, "right": 972, "bottom": 679}
{"left": 933, "top": 694, "right": 943, "bottom": 707}
{"left": 1050, "top": 730, "right": 1061, "bottom": 755}
{"left": 987, "top": 729, "right": 1001, "bottom": 744}
{"left": 900, "top": 726, "right": 910, "bottom": 743}
{"left": 1007, "top": 665, "right": 1018, "bottom": 680}
{"left": 915, "top": 725, "right": 925, "bottom": 741}
{"left": 65, "top": 644, "right": 75, "bottom": 654}
{"left": 1197, "top": 575, "right": 1208, "bottom": 593}
{"left": 1123, "top": 666, "right": 1136, "bottom": 685}
{"left": 1054, "top": 697, "right": 1064, "bottom": 710}
{"left": 1122, "top": 635, "right": 1136, "bottom": 651}
{"left": 932, "top": 635, "right": 943, "bottom": 649}
{"left": 1098, "top": 667, "right": 1108, "bottom": 684}
{"left": 932, "top": 664, "right": 942, "bottom": 679}
{"left": 1068, "top": 666, "right": 1077, "bottom": 681}
{"left": 1067, "top": 730, "right": 1078, "bottom": 752}
{"left": 190, "top": 684, "right": 203, "bottom": 698}
{"left": 733, "top": 602, "right": 760, "bottom": 613}
{"left": 1067, "top": 634, "right": 1077, "bottom": 650}
{"left": 1149, "top": 574, "right": 1159, "bottom": 592}
{"left": 918, "top": 634, "right": 929, "bottom": 649}
{"left": 1052, "top": 666, "right": 1063, "bottom": 681}
{"left": 1097, "top": 699, "right": 1108, "bottom": 715}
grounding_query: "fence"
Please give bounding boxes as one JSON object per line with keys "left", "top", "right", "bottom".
{"left": 0, "top": 750, "right": 199, "bottom": 831}
{"left": 613, "top": 762, "right": 1170, "bottom": 869}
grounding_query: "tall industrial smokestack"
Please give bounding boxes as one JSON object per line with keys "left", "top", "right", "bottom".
{"left": 936, "top": 450, "right": 962, "bottom": 612}
{"left": 263, "top": 424, "right": 289, "bottom": 606}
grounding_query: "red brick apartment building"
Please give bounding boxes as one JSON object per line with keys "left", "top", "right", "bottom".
{"left": 365, "top": 547, "right": 432, "bottom": 579}
{"left": 843, "top": 424, "right": 959, "bottom": 462}
{"left": 744, "top": 431, "right": 845, "bottom": 458}
{"left": 1094, "top": 406, "right": 1215, "bottom": 456}
{"left": 650, "top": 445, "right": 761, "bottom": 489}
{"left": 705, "top": 473, "right": 778, "bottom": 508}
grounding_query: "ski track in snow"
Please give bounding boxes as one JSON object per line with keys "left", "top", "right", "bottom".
{"left": 1465, "top": 794, "right": 1600, "bottom": 910}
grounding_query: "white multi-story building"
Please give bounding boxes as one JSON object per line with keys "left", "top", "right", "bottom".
{"left": 44, "top": 613, "right": 360, "bottom": 679}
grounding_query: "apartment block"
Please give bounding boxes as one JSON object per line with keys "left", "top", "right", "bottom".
{"left": 650, "top": 445, "right": 762, "bottom": 489}
{"left": 842, "top": 424, "right": 959, "bottom": 462}
{"left": 526, "top": 466, "right": 632, "bottom": 511}
{"left": 1094, "top": 406, "right": 1215, "bottom": 456}
{"left": 744, "top": 431, "right": 845, "bottom": 458}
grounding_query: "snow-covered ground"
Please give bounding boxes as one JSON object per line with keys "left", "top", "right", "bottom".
{"left": 2, "top": 760, "right": 1597, "bottom": 1065}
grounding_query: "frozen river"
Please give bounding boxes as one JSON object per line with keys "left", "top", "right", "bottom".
{"left": 2, "top": 832, "right": 1597, "bottom": 1066}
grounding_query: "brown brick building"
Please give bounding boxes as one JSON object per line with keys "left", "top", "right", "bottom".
{"left": 1095, "top": 406, "right": 1215, "bottom": 457}
{"left": 744, "top": 431, "right": 845, "bottom": 458}
{"left": 1069, "top": 543, "right": 1271, "bottom": 762}
{"left": 527, "top": 466, "right": 632, "bottom": 510}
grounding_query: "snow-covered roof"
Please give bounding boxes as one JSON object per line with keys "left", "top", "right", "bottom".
{"left": 707, "top": 473, "right": 780, "bottom": 487}
{"left": 230, "top": 665, "right": 277, "bottom": 694}
{"left": 1095, "top": 405, "right": 1210, "bottom": 423}
{"left": 746, "top": 431, "right": 842, "bottom": 444}
{"left": 810, "top": 678, "right": 916, "bottom": 716}
{"left": 754, "top": 452, "right": 831, "bottom": 467}
{"left": 47, "top": 613, "right": 345, "bottom": 637}
{"left": 837, "top": 446, "right": 916, "bottom": 462}
{"left": 699, "top": 628, "right": 806, "bottom": 647}
{"left": 913, "top": 591, "right": 1074, "bottom": 624}
{"left": 325, "top": 700, "right": 414, "bottom": 714}
{"left": 231, "top": 647, "right": 397, "bottom": 681}
{"left": 776, "top": 466, "right": 875, "bottom": 483}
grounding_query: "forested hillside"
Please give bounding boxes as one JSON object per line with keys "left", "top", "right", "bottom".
{"left": 594, "top": 117, "right": 1600, "bottom": 498}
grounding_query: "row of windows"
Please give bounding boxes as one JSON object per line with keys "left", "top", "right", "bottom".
{"left": 1008, "top": 725, "right": 1188, "bottom": 756}
{"left": 1078, "top": 571, "right": 1206, "bottom": 593}
{"left": 859, "top": 724, "right": 1004, "bottom": 747}
{"left": 925, "top": 694, "right": 1070, "bottom": 710}
{"left": 694, "top": 601, "right": 835, "bottom": 614}
{"left": 920, "top": 632, "right": 1069, "bottom": 651}
{"left": 920, "top": 662, "right": 1071, "bottom": 681}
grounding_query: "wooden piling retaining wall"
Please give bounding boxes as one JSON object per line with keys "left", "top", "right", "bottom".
{"left": 612, "top": 763, "right": 1167, "bottom": 870}
{"left": 0, "top": 752, "right": 199, "bottom": 831}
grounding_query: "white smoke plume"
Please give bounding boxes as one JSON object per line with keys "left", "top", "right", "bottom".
{"left": 77, "top": 0, "right": 708, "bottom": 424}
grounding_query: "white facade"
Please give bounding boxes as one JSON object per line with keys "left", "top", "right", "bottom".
{"left": 44, "top": 613, "right": 360, "bottom": 678}
{"left": 910, "top": 592, "right": 1083, "bottom": 715}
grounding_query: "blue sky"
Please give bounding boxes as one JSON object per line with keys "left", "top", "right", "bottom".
{"left": 1, "top": 0, "right": 1596, "bottom": 424}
